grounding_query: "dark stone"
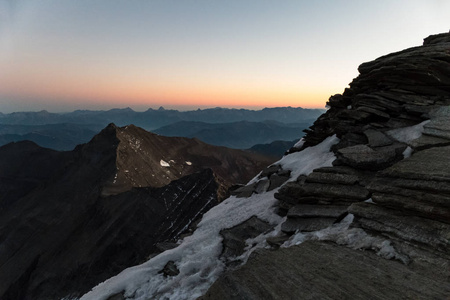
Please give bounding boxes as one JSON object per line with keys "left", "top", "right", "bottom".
{"left": 305, "top": 172, "right": 359, "bottom": 185}
{"left": 159, "top": 261, "right": 180, "bottom": 277}
{"left": 260, "top": 165, "right": 281, "bottom": 178}
{"left": 337, "top": 143, "right": 407, "bottom": 170}
{"left": 254, "top": 179, "right": 270, "bottom": 194}
{"left": 356, "top": 107, "right": 390, "bottom": 120}
{"left": 380, "top": 146, "right": 450, "bottom": 182}
{"left": 410, "top": 134, "right": 450, "bottom": 150}
{"left": 231, "top": 182, "right": 257, "bottom": 198}
{"left": 265, "top": 235, "right": 290, "bottom": 248}
{"left": 267, "top": 173, "right": 289, "bottom": 191}
{"left": 220, "top": 216, "right": 273, "bottom": 260}
{"left": 295, "top": 182, "right": 370, "bottom": 200}
{"left": 155, "top": 242, "right": 179, "bottom": 253}
{"left": 287, "top": 204, "right": 348, "bottom": 218}
{"left": 281, "top": 217, "right": 336, "bottom": 233}
{"left": 363, "top": 129, "right": 393, "bottom": 147}
{"left": 423, "top": 107, "right": 450, "bottom": 140}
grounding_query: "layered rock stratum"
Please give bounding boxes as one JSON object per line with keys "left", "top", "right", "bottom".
{"left": 202, "top": 31, "right": 450, "bottom": 299}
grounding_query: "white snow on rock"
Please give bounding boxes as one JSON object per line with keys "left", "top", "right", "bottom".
{"left": 281, "top": 213, "right": 408, "bottom": 263}
{"left": 79, "top": 135, "right": 339, "bottom": 300}
{"left": 386, "top": 120, "right": 430, "bottom": 145}
{"left": 402, "top": 146, "right": 413, "bottom": 158}
{"left": 185, "top": 161, "right": 192, "bottom": 166}
{"left": 160, "top": 159, "right": 170, "bottom": 167}
{"left": 293, "top": 138, "right": 305, "bottom": 149}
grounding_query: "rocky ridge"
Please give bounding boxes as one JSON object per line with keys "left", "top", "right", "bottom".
{"left": 203, "top": 32, "right": 450, "bottom": 298}
{"left": 0, "top": 124, "right": 273, "bottom": 300}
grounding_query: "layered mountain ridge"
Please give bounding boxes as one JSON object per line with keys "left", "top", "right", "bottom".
{"left": 0, "top": 124, "right": 273, "bottom": 299}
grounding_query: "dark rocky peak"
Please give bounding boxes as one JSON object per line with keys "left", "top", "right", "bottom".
{"left": 82, "top": 123, "right": 274, "bottom": 197}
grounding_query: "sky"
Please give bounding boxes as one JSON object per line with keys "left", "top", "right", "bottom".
{"left": 0, "top": 0, "right": 449, "bottom": 113}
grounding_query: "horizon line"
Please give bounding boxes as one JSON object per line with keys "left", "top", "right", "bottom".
{"left": 0, "top": 105, "right": 327, "bottom": 115}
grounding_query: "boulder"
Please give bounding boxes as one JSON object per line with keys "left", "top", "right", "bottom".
{"left": 158, "top": 261, "right": 180, "bottom": 277}
{"left": 220, "top": 216, "right": 273, "bottom": 260}
{"left": 363, "top": 129, "right": 393, "bottom": 147}
{"left": 336, "top": 143, "right": 406, "bottom": 170}
{"left": 267, "top": 173, "right": 289, "bottom": 191}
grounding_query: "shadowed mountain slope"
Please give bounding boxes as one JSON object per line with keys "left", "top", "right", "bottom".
{"left": 0, "top": 123, "right": 273, "bottom": 300}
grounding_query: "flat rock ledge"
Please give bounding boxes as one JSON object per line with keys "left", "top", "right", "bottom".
{"left": 199, "top": 241, "right": 450, "bottom": 300}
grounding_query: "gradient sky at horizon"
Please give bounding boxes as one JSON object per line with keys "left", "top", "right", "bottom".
{"left": 0, "top": 0, "right": 449, "bottom": 113}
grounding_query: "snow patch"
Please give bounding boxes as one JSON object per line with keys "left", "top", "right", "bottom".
{"left": 293, "top": 138, "right": 305, "bottom": 149}
{"left": 278, "top": 135, "right": 339, "bottom": 181}
{"left": 282, "top": 213, "right": 409, "bottom": 264}
{"left": 386, "top": 120, "right": 430, "bottom": 144}
{"left": 160, "top": 160, "right": 170, "bottom": 167}
{"left": 80, "top": 135, "right": 339, "bottom": 300}
{"left": 185, "top": 161, "right": 192, "bottom": 166}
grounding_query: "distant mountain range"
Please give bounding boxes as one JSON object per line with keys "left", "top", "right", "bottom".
{"left": 0, "top": 107, "right": 324, "bottom": 130}
{"left": 153, "top": 120, "right": 306, "bottom": 149}
{"left": 0, "top": 107, "right": 320, "bottom": 153}
{"left": 0, "top": 123, "right": 102, "bottom": 151}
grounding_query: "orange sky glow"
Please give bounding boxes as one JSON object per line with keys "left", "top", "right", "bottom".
{"left": 1, "top": 1, "right": 450, "bottom": 113}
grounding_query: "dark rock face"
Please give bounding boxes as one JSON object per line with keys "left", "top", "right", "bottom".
{"left": 205, "top": 32, "right": 450, "bottom": 299}
{"left": 0, "top": 124, "right": 273, "bottom": 300}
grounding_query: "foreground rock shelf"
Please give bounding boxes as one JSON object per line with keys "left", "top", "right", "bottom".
{"left": 200, "top": 241, "right": 450, "bottom": 300}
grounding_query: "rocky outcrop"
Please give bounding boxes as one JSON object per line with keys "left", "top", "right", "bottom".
{"left": 275, "top": 32, "right": 450, "bottom": 243}
{"left": 204, "top": 32, "right": 450, "bottom": 299}
{"left": 275, "top": 165, "right": 371, "bottom": 233}
{"left": 0, "top": 124, "right": 273, "bottom": 300}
